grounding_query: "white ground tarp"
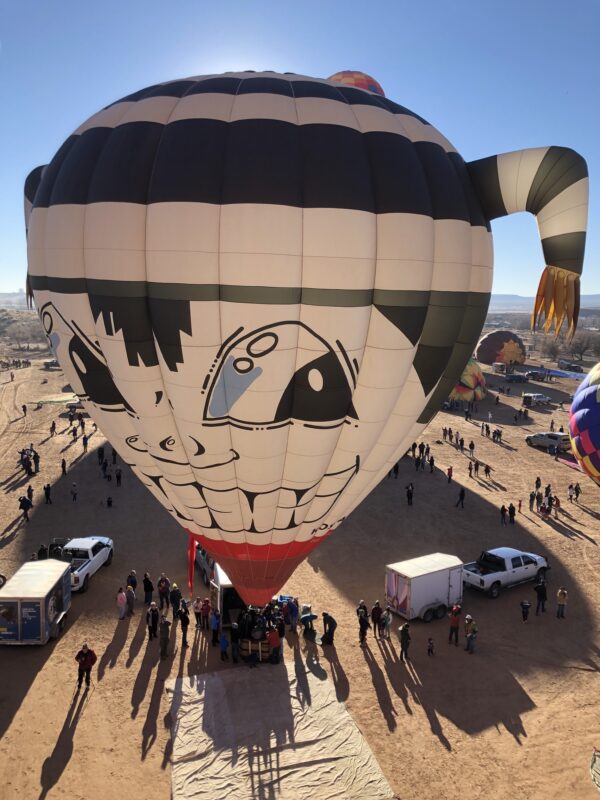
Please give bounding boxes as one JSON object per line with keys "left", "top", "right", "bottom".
{"left": 166, "top": 664, "right": 395, "bottom": 800}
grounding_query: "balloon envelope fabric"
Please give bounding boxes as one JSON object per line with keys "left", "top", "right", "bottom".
{"left": 476, "top": 329, "right": 526, "bottom": 365}
{"left": 25, "top": 71, "right": 587, "bottom": 604}
{"left": 569, "top": 363, "right": 600, "bottom": 486}
{"left": 449, "top": 358, "right": 486, "bottom": 402}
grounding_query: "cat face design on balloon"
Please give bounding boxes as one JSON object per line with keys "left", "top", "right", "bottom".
{"left": 40, "top": 301, "right": 359, "bottom": 534}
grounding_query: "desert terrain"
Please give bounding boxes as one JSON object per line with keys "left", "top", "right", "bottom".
{"left": 0, "top": 359, "right": 599, "bottom": 800}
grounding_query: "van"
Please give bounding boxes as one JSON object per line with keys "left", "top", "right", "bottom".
{"left": 522, "top": 392, "right": 551, "bottom": 407}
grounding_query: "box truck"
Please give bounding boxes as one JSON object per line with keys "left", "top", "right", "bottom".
{"left": 385, "top": 553, "right": 463, "bottom": 622}
{"left": 0, "top": 560, "right": 71, "bottom": 644}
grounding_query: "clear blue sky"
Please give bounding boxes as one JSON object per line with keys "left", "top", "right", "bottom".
{"left": 1, "top": 0, "right": 598, "bottom": 294}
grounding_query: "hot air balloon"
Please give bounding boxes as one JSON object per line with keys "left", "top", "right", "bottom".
{"left": 569, "top": 363, "right": 600, "bottom": 486}
{"left": 328, "top": 70, "right": 385, "bottom": 96}
{"left": 476, "top": 330, "right": 527, "bottom": 366}
{"left": 24, "top": 70, "right": 588, "bottom": 604}
{"left": 449, "top": 358, "right": 486, "bottom": 403}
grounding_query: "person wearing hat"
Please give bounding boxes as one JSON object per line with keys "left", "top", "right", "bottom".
{"left": 356, "top": 599, "right": 368, "bottom": 618}
{"left": 399, "top": 623, "right": 411, "bottom": 662}
{"left": 464, "top": 615, "right": 478, "bottom": 653}
{"left": 146, "top": 602, "right": 159, "bottom": 640}
{"left": 170, "top": 583, "right": 182, "bottom": 620}
{"left": 381, "top": 606, "right": 392, "bottom": 640}
{"left": 230, "top": 621, "right": 240, "bottom": 662}
{"left": 75, "top": 642, "right": 97, "bottom": 689}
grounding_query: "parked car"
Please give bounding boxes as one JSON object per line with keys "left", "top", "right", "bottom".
{"left": 61, "top": 536, "right": 113, "bottom": 592}
{"left": 522, "top": 392, "right": 551, "bottom": 407}
{"left": 525, "top": 370, "right": 547, "bottom": 381}
{"left": 525, "top": 431, "right": 571, "bottom": 452}
{"left": 505, "top": 373, "right": 528, "bottom": 383}
{"left": 463, "top": 547, "right": 549, "bottom": 598}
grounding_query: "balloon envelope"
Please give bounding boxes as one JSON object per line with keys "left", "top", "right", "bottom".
{"left": 476, "top": 330, "right": 526, "bottom": 365}
{"left": 569, "top": 363, "right": 600, "bottom": 486}
{"left": 26, "top": 70, "right": 496, "bottom": 604}
{"left": 449, "top": 358, "right": 486, "bottom": 402}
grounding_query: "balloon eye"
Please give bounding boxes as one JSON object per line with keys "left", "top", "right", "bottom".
{"left": 233, "top": 358, "right": 254, "bottom": 374}
{"left": 247, "top": 332, "right": 278, "bottom": 358}
{"left": 308, "top": 368, "right": 323, "bottom": 392}
{"left": 159, "top": 436, "right": 177, "bottom": 451}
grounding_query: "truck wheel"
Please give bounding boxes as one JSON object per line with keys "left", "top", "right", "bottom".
{"left": 488, "top": 582, "right": 501, "bottom": 599}
{"left": 435, "top": 604, "right": 447, "bottom": 619}
{"left": 104, "top": 549, "right": 113, "bottom": 566}
{"left": 81, "top": 576, "right": 89, "bottom": 593}
{"left": 422, "top": 608, "right": 434, "bottom": 623}
{"left": 526, "top": 438, "right": 532, "bottom": 446}
{"left": 537, "top": 568, "right": 547, "bottom": 581}
{"left": 0, "top": 574, "right": 6, "bottom": 589}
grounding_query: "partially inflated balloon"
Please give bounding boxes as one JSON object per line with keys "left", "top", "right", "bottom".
{"left": 569, "top": 364, "right": 600, "bottom": 486}
{"left": 25, "top": 71, "right": 588, "bottom": 603}
{"left": 476, "top": 330, "right": 526, "bottom": 365}
{"left": 449, "top": 358, "right": 486, "bottom": 402}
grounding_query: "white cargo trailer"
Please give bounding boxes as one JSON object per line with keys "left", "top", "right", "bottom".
{"left": 385, "top": 553, "right": 463, "bottom": 622}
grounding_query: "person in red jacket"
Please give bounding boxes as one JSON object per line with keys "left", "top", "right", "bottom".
{"left": 75, "top": 642, "right": 97, "bottom": 690}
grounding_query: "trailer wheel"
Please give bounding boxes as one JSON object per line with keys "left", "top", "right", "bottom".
{"left": 488, "top": 582, "right": 501, "bottom": 599}
{"left": 435, "top": 604, "right": 447, "bottom": 619}
{"left": 422, "top": 608, "right": 434, "bottom": 623}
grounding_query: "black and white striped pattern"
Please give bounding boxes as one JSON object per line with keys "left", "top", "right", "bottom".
{"left": 26, "top": 70, "right": 586, "bottom": 562}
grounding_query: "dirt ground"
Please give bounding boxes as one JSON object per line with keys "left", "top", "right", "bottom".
{"left": 0, "top": 361, "right": 599, "bottom": 800}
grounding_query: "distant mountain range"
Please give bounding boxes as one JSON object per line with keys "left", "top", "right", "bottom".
{"left": 488, "top": 294, "right": 600, "bottom": 312}
{"left": 2, "top": 290, "right": 600, "bottom": 314}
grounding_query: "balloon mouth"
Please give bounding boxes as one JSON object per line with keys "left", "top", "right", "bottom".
{"left": 171, "top": 455, "right": 359, "bottom": 533}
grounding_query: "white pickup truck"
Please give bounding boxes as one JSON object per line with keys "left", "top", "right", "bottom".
{"left": 61, "top": 536, "right": 113, "bottom": 592}
{"left": 463, "top": 547, "right": 549, "bottom": 598}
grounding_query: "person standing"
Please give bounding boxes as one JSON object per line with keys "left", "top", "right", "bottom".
{"left": 61, "top": 458, "right": 67, "bottom": 476}
{"left": 469, "top": 441, "right": 475, "bottom": 458}
{"left": 556, "top": 587, "right": 568, "bottom": 618}
{"left": 267, "top": 625, "right": 281, "bottom": 663}
{"left": 371, "top": 601, "right": 382, "bottom": 638}
{"left": 142, "top": 572, "right": 154, "bottom": 605}
{"left": 574, "top": 483, "right": 582, "bottom": 502}
{"left": 126, "top": 569, "right": 138, "bottom": 592}
{"left": 529, "top": 491, "right": 536, "bottom": 512}
{"left": 381, "top": 606, "right": 392, "bottom": 640}
{"left": 500, "top": 505, "right": 508, "bottom": 525}
{"left": 146, "top": 602, "right": 159, "bottom": 640}
{"left": 126, "top": 584, "right": 136, "bottom": 616}
{"left": 406, "top": 483, "right": 414, "bottom": 505}
{"left": 159, "top": 615, "right": 171, "bottom": 658}
{"left": 70, "top": 482, "right": 78, "bottom": 502}
{"left": 97, "top": 445, "right": 105, "bottom": 466}
{"left": 448, "top": 604, "right": 461, "bottom": 646}
{"left": 429, "top": 456, "right": 435, "bottom": 473}
{"left": 82, "top": 434, "right": 88, "bottom": 453}
{"left": 179, "top": 601, "right": 190, "bottom": 647}
{"left": 468, "top": 461, "right": 473, "bottom": 478}
{"left": 447, "top": 466, "right": 453, "bottom": 483}
{"left": 220, "top": 630, "right": 230, "bottom": 661}
{"left": 358, "top": 608, "right": 370, "bottom": 647}
{"left": 157, "top": 573, "right": 171, "bottom": 611}
{"left": 535, "top": 476, "right": 542, "bottom": 492}
{"left": 192, "top": 596, "right": 202, "bottom": 629}
{"left": 456, "top": 487, "right": 465, "bottom": 509}
{"left": 534, "top": 581, "right": 547, "bottom": 615}
{"left": 508, "top": 503, "right": 516, "bottom": 524}
{"left": 117, "top": 588, "right": 127, "bottom": 620}
{"left": 474, "top": 461, "right": 479, "bottom": 477}
{"left": 115, "top": 467, "right": 122, "bottom": 487}
{"left": 399, "top": 623, "right": 411, "bottom": 662}
{"left": 568, "top": 484, "right": 575, "bottom": 503}
{"left": 170, "top": 583, "right": 182, "bottom": 619}
{"left": 33, "top": 451, "right": 40, "bottom": 473}
{"left": 26, "top": 484, "right": 34, "bottom": 504}
{"left": 75, "top": 642, "right": 97, "bottom": 690}
{"left": 200, "top": 597, "right": 211, "bottom": 631}
{"left": 230, "top": 622, "right": 241, "bottom": 662}
{"left": 356, "top": 599, "right": 368, "bottom": 618}
{"left": 520, "top": 599, "right": 532, "bottom": 622}
{"left": 464, "top": 615, "right": 478, "bottom": 654}
{"left": 19, "top": 495, "right": 32, "bottom": 522}
{"left": 211, "top": 608, "right": 221, "bottom": 646}
{"left": 43, "top": 484, "right": 52, "bottom": 504}
{"left": 321, "top": 612, "right": 337, "bottom": 645}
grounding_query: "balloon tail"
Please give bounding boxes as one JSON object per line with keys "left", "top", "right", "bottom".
{"left": 532, "top": 266, "right": 580, "bottom": 340}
